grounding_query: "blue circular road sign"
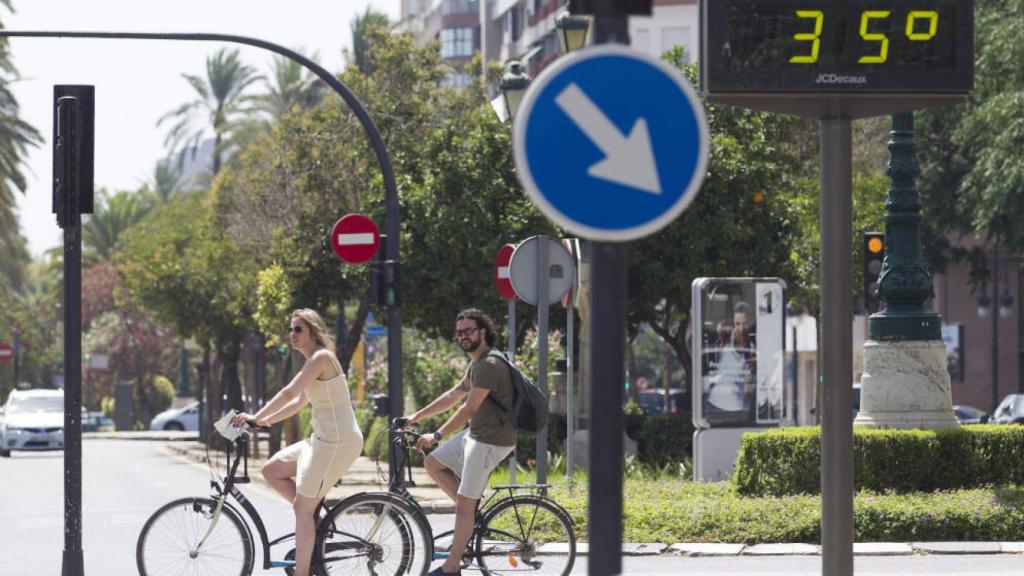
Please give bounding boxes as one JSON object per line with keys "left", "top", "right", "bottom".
{"left": 513, "top": 45, "right": 709, "bottom": 242}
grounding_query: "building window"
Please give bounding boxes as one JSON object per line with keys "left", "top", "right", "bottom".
{"left": 441, "top": 0, "right": 480, "bottom": 15}
{"left": 661, "top": 27, "right": 690, "bottom": 62}
{"left": 441, "top": 27, "right": 474, "bottom": 58}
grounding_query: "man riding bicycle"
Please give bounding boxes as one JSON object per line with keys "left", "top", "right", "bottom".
{"left": 398, "top": 308, "right": 517, "bottom": 576}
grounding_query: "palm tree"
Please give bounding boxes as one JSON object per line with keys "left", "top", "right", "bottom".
{"left": 82, "top": 190, "right": 154, "bottom": 264}
{"left": 252, "top": 52, "right": 325, "bottom": 120}
{"left": 158, "top": 48, "right": 261, "bottom": 177}
{"left": 349, "top": 6, "right": 391, "bottom": 75}
{"left": 149, "top": 161, "right": 183, "bottom": 202}
{"left": 0, "top": 1, "right": 43, "bottom": 295}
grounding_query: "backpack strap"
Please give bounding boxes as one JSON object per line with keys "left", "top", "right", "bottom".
{"left": 483, "top": 349, "right": 516, "bottom": 419}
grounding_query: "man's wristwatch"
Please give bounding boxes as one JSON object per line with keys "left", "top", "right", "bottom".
{"left": 432, "top": 431, "right": 442, "bottom": 442}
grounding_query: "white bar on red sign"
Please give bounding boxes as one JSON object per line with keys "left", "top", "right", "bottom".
{"left": 498, "top": 267, "right": 511, "bottom": 279}
{"left": 337, "top": 233, "right": 375, "bottom": 246}
{"left": 0, "top": 351, "right": 11, "bottom": 358}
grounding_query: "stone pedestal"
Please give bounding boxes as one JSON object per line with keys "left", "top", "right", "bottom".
{"left": 854, "top": 340, "right": 959, "bottom": 429}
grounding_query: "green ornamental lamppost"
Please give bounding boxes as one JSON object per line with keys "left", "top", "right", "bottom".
{"left": 856, "top": 111, "right": 958, "bottom": 429}
{"left": 869, "top": 112, "right": 941, "bottom": 341}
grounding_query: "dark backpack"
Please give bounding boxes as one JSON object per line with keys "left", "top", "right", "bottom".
{"left": 485, "top": 350, "right": 548, "bottom": 436}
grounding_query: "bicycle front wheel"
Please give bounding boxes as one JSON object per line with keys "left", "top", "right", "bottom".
{"left": 136, "top": 496, "right": 253, "bottom": 576}
{"left": 475, "top": 495, "right": 576, "bottom": 576}
{"left": 316, "top": 492, "right": 432, "bottom": 576}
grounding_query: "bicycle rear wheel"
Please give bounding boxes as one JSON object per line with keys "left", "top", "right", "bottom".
{"left": 475, "top": 495, "right": 576, "bottom": 576}
{"left": 136, "top": 496, "right": 253, "bottom": 576}
{"left": 316, "top": 492, "right": 432, "bottom": 576}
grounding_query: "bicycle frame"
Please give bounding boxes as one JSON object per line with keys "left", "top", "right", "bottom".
{"left": 387, "top": 426, "right": 571, "bottom": 564}
{"left": 207, "top": 432, "right": 302, "bottom": 570}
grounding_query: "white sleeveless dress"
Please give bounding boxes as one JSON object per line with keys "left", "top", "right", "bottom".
{"left": 274, "top": 354, "right": 363, "bottom": 499}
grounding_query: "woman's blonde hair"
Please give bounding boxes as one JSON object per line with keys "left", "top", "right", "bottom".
{"left": 292, "top": 308, "right": 335, "bottom": 351}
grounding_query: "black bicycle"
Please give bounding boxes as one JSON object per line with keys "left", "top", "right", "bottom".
{"left": 382, "top": 423, "right": 577, "bottom": 575}
{"left": 136, "top": 416, "right": 432, "bottom": 576}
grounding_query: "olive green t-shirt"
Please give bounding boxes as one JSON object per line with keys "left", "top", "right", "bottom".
{"left": 468, "top": 354, "right": 517, "bottom": 447}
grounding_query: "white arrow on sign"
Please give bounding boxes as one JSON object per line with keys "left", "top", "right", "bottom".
{"left": 555, "top": 83, "right": 661, "bottom": 195}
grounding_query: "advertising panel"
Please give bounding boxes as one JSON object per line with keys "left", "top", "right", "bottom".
{"left": 692, "top": 278, "right": 786, "bottom": 428}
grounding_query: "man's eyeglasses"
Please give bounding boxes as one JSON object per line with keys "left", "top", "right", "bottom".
{"left": 288, "top": 326, "right": 304, "bottom": 334}
{"left": 454, "top": 327, "right": 479, "bottom": 338}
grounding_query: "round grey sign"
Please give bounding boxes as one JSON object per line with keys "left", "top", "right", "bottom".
{"left": 509, "top": 236, "right": 575, "bottom": 306}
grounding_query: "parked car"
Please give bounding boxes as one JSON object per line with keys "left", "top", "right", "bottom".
{"left": 952, "top": 404, "right": 989, "bottom": 424}
{"left": 0, "top": 388, "right": 65, "bottom": 457}
{"left": 991, "top": 394, "right": 1024, "bottom": 424}
{"left": 149, "top": 402, "right": 199, "bottom": 431}
{"left": 637, "top": 388, "right": 686, "bottom": 415}
{"left": 81, "top": 411, "right": 115, "bottom": 433}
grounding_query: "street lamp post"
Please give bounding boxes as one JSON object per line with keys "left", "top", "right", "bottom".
{"left": 977, "top": 244, "right": 1014, "bottom": 413}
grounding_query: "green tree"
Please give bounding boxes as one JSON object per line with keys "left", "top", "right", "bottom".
{"left": 0, "top": 0, "right": 42, "bottom": 296}
{"left": 915, "top": 0, "right": 1024, "bottom": 277}
{"left": 158, "top": 48, "right": 262, "bottom": 177}
{"left": 348, "top": 6, "right": 391, "bottom": 75}
{"left": 253, "top": 52, "right": 325, "bottom": 120}
{"left": 146, "top": 161, "right": 183, "bottom": 203}
{"left": 116, "top": 192, "right": 256, "bottom": 430}
{"left": 82, "top": 189, "right": 155, "bottom": 265}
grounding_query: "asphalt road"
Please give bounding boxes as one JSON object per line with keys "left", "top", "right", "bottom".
{"left": 1, "top": 440, "right": 1023, "bottom": 575}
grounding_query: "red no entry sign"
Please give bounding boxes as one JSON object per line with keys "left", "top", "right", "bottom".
{"left": 494, "top": 244, "right": 517, "bottom": 301}
{"left": 331, "top": 214, "right": 380, "bottom": 264}
{"left": 0, "top": 342, "right": 12, "bottom": 363}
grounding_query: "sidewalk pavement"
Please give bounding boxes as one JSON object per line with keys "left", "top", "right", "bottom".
{"left": 159, "top": 440, "right": 1024, "bottom": 558}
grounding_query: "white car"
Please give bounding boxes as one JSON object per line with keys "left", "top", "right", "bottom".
{"left": 0, "top": 388, "right": 65, "bottom": 457}
{"left": 149, "top": 402, "right": 199, "bottom": 431}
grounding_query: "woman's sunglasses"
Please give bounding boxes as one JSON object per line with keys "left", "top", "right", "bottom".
{"left": 288, "top": 325, "right": 304, "bottom": 334}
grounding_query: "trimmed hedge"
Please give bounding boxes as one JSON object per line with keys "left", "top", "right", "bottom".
{"left": 734, "top": 425, "right": 1024, "bottom": 496}
{"left": 626, "top": 412, "right": 695, "bottom": 466}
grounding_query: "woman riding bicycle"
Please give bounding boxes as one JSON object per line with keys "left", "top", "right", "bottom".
{"left": 232, "top": 308, "right": 363, "bottom": 576}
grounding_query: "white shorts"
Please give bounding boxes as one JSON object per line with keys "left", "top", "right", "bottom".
{"left": 428, "top": 429, "right": 515, "bottom": 499}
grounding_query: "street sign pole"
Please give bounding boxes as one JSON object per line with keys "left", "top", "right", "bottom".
{"left": 565, "top": 240, "right": 576, "bottom": 478}
{"left": 507, "top": 298, "right": 517, "bottom": 485}
{"left": 512, "top": 16, "right": 708, "bottom": 576}
{"left": 588, "top": 16, "right": 629, "bottom": 576}
{"left": 820, "top": 119, "right": 854, "bottom": 576}
{"left": 11, "top": 329, "right": 19, "bottom": 386}
{"left": 535, "top": 236, "right": 550, "bottom": 486}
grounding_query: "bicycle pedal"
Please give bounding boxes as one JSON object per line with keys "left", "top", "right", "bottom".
{"left": 270, "top": 559, "right": 296, "bottom": 567}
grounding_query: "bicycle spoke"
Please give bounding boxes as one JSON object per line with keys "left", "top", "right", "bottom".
{"left": 476, "top": 497, "right": 575, "bottom": 576}
{"left": 137, "top": 498, "right": 251, "bottom": 576}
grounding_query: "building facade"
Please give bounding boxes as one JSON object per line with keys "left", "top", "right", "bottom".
{"left": 400, "top": 0, "right": 700, "bottom": 80}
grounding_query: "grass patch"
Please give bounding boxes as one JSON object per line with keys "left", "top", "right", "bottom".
{"left": 483, "top": 468, "right": 1024, "bottom": 544}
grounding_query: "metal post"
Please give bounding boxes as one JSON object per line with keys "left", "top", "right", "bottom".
{"left": 819, "top": 118, "right": 854, "bottom": 576}
{"left": 507, "top": 298, "right": 517, "bottom": 485}
{"left": 589, "top": 241, "right": 625, "bottom": 576}
{"left": 587, "top": 16, "right": 630, "bottom": 576}
{"left": 992, "top": 245, "right": 1000, "bottom": 413}
{"left": 11, "top": 329, "right": 19, "bottom": 387}
{"left": 57, "top": 93, "right": 85, "bottom": 576}
{"left": 566, "top": 263, "right": 575, "bottom": 479}
{"left": 536, "top": 236, "right": 550, "bottom": 485}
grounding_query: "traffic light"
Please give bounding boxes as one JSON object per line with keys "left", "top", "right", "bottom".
{"left": 368, "top": 235, "right": 399, "bottom": 308}
{"left": 863, "top": 232, "right": 885, "bottom": 313}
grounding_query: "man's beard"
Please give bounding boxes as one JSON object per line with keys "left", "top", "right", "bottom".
{"left": 461, "top": 338, "right": 481, "bottom": 353}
